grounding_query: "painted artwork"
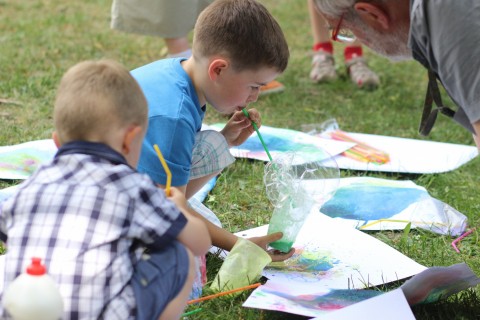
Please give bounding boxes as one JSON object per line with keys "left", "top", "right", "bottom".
{"left": 206, "top": 124, "right": 478, "bottom": 173}
{"left": 0, "top": 139, "right": 57, "bottom": 180}
{"left": 207, "top": 123, "right": 353, "bottom": 164}
{"left": 311, "top": 289, "right": 415, "bottom": 320}
{"left": 309, "top": 177, "right": 467, "bottom": 236}
{"left": 400, "top": 263, "right": 480, "bottom": 305}
{"left": 241, "top": 219, "right": 479, "bottom": 318}
{"left": 318, "top": 131, "right": 478, "bottom": 174}
{"left": 243, "top": 280, "right": 383, "bottom": 318}
{"left": 240, "top": 212, "right": 426, "bottom": 317}
{"left": 236, "top": 212, "right": 426, "bottom": 292}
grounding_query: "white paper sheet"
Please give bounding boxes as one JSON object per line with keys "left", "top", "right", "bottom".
{"left": 0, "top": 139, "right": 57, "bottom": 180}
{"left": 206, "top": 124, "right": 478, "bottom": 174}
{"left": 206, "top": 124, "right": 354, "bottom": 163}
{"left": 312, "top": 289, "right": 415, "bottom": 320}
{"left": 242, "top": 262, "right": 480, "bottom": 318}
{"left": 311, "top": 177, "right": 468, "bottom": 236}
{"left": 237, "top": 212, "right": 426, "bottom": 293}
{"left": 320, "top": 132, "right": 478, "bottom": 174}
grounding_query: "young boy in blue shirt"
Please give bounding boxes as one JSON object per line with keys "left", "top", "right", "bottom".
{"left": 131, "top": 0, "right": 295, "bottom": 296}
{"left": 0, "top": 60, "right": 211, "bottom": 320}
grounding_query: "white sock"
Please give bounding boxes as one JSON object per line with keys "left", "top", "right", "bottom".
{"left": 167, "top": 49, "right": 192, "bottom": 59}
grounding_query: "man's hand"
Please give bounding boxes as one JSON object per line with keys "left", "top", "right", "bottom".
{"left": 248, "top": 232, "right": 295, "bottom": 262}
{"left": 221, "top": 108, "right": 261, "bottom": 147}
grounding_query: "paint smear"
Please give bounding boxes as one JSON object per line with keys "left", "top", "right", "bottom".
{"left": 269, "top": 247, "right": 339, "bottom": 272}
{"left": 321, "top": 183, "right": 429, "bottom": 220}
{"left": 263, "top": 287, "right": 382, "bottom": 311}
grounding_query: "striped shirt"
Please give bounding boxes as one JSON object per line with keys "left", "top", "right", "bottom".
{"left": 0, "top": 141, "right": 187, "bottom": 319}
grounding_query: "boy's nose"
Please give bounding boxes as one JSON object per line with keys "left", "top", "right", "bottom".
{"left": 247, "top": 91, "right": 259, "bottom": 104}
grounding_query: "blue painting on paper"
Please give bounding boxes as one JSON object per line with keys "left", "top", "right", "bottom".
{"left": 320, "top": 182, "right": 429, "bottom": 221}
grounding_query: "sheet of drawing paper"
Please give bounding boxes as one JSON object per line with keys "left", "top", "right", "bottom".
{"left": 320, "top": 132, "right": 478, "bottom": 174}
{"left": 205, "top": 124, "right": 477, "bottom": 173}
{"left": 243, "top": 280, "right": 383, "bottom": 318}
{"left": 206, "top": 124, "right": 354, "bottom": 163}
{"left": 236, "top": 212, "right": 426, "bottom": 294}
{"left": 0, "top": 139, "right": 57, "bottom": 180}
{"left": 312, "top": 289, "right": 415, "bottom": 320}
{"left": 311, "top": 177, "right": 467, "bottom": 236}
{"left": 400, "top": 263, "right": 480, "bottom": 305}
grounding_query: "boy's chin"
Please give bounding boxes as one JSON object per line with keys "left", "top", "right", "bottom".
{"left": 212, "top": 105, "right": 238, "bottom": 116}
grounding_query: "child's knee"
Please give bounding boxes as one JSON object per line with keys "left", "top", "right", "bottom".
{"left": 191, "top": 130, "right": 235, "bottom": 178}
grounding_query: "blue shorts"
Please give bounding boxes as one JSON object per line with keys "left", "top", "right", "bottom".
{"left": 132, "top": 241, "right": 189, "bottom": 320}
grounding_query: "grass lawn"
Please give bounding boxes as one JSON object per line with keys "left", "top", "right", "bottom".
{"left": 1, "top": 0, "right": 479, "bottom": 319}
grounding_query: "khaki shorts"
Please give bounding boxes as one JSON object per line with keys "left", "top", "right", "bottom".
{"left": 111, "top": 0, "right": 214, "bottom": 38}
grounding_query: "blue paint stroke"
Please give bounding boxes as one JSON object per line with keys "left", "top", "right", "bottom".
{"left": 297, "top": 254, "right": 336, "bottom": 272}
{"left": 210, "top": 123, "right": 330, "bottom": 162}
{"left": 320, "top": 184, "right": 429, "bottom": 220}
{"left": 263, "top": 287, "right": 382, "bottom": 311}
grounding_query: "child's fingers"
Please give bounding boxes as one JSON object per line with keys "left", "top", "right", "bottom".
{"left": 265, "top": 231, "right": 283, "bottom": 242}
{"left": 269, "top": 248, "right": 295, "bottom": 261}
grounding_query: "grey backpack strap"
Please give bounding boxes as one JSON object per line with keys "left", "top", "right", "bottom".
{"left": 419, "top": 70, "right": 456, "bottom": 136}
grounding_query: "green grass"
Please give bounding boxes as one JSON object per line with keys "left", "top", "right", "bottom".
{"left": 1, "top": 0, "right": 480, "bottom": 319}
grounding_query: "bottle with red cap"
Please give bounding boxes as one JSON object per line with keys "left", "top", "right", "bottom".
{"left": 2, "top": 257, "right": 63, "bottom": 320}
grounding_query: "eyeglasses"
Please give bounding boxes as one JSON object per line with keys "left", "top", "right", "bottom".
{"left": 331, "top": 14, "right": 356, "bottom": 43}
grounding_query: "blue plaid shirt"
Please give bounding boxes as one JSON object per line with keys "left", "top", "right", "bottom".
{"left": 0, "top": 141, "right": 187, "bottom": 319}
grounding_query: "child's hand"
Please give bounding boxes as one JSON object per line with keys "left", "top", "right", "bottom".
{"left": 166, "top": 186, "right": 189, "bottom": 211}
{"left": 248, "top": 232, "right": 295, "bottom": 262}
{"left": 220, "top": 108, "right": 261, "bottom": 147}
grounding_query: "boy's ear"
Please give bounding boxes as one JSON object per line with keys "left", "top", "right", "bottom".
{"left": 52, "top": 131, "right": 61, "bottom": 148}
{"left": 354, "top": 2, "right": 390, "bottom": 30}
{"left": 122, "top": 125, "right": 143, "bottom": 155}
{"left": 208, "top": 58, "right": 229, "bottom": 81}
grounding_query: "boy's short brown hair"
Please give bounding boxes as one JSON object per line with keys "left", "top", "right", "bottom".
{"left": 54, "top": 60, "right": 147, "bottom": 144}
{"left": 192, "top": 0, "right": 289, "bottom": 72}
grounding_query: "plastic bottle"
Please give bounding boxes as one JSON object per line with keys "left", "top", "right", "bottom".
{"left": 267, "top": 192, "right": 314, "bottom": 253}
{"left": 3, "top": 257, "right": 64, "bottom": 320}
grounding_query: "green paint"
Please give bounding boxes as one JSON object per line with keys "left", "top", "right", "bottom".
{"left": 269, "top": 240, "right": 294, "bottom": 253}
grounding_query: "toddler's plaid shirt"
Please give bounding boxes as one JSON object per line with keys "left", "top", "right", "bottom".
{"left": 0, "top": 141, "right": 187, "bottom": 319}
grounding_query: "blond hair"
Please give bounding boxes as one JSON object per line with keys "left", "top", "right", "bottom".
{"left": 193, "top": 0, "right": 289, "bottom": 72}
{"left": 54, "top": 60, "right": 147, "bottom": 144}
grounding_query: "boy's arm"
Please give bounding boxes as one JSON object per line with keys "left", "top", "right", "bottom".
{"left": 169, "top": 187, "right": 294, "bottom": 261}
{"left": 167, "top": 187, "right": 211, "bottom": 256}
{"left": 171, "top": 189, "right": 237, "bottom": 251}
{"left": 178, "top": 205, "right": 236, "bottom": 253}
{"left": 176, "top": 209, "right": 212, "bottom": 257}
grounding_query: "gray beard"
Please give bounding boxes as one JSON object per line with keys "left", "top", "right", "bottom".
{"left": 360, "top": 22, "right": 413, "bottom": 62}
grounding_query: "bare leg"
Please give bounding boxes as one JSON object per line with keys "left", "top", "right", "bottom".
{"left": 308, "top": 0, "right": 329, "bottom": 44}
{"left": 308, "top": 0, "right": 337, "bottom": 83}
{"left": 186, "top": 172, "right": 220, "bottom": 200}
{"left": 158, "top": 248, "right": 195, "bottom": 320}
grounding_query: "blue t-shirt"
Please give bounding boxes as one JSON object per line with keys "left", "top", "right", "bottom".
{"left": 132, "top": 58, "right": 206, "bottom": 185}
